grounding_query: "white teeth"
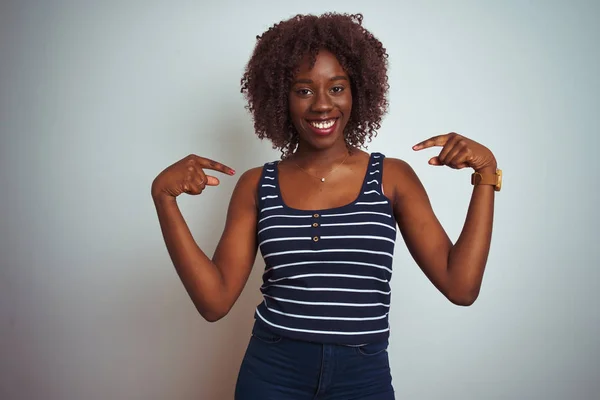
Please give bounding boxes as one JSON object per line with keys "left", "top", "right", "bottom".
{"left": 309, "top": 119, "right": 336, "bottom": 129}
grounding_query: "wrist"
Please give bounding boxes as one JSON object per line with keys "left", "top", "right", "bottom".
{"left": 152, "top": 190, "right": 177, "bottom": 206}
{"left": 474, "top": 162, "right": 497, "bottom": 175}
{"left": 471, "top": 164, "right": 502, "bottom": 192}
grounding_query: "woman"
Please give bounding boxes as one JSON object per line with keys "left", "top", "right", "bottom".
{"left": 151, "top": 13, "right": 500, "bottom": 400}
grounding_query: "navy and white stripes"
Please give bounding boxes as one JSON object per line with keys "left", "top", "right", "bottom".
{"left": 254, "top": 153, "right": 397, "bottom": 345}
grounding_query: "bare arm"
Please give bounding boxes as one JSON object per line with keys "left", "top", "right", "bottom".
{"left": 386, "top": 133, "right": 497, "bottom": 305}
{"left": 151, "top": 154, "right": 261, "bottom": 321}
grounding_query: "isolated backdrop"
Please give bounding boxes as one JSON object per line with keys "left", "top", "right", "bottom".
{"left": 1, "top": 0, "right": 599, "bottom": 399}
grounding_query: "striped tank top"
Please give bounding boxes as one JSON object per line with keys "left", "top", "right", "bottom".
{"left": 254, "top": 153, "right": 397, "bottom": 345}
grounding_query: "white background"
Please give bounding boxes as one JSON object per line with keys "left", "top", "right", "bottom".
{"left": 1, "top": 0, "right": 598, "bottom": 399}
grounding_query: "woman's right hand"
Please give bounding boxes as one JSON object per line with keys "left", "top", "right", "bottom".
{"left": 151, "top": 154, "right": 235, "bottom": 200}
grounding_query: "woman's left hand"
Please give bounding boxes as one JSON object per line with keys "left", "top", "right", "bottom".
{"left": 412, "top": 132, "right": 497, "bottom": 173}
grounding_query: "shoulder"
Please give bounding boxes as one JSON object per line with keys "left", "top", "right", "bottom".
{"left": 234, "top": 165, "right": 266, "bottom": 193}
{"left": 237, "top": 165, "right": 265, "bottom": 184}
{"left": 382, "top": 157, "right": 424, "bottom": 201}
{"left": 230, "top": 165, "right": 268, "bottom": 206}
{"left": 382, "top": 157, "right": 418, "bottom": 181}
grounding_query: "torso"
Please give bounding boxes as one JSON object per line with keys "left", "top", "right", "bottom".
{"left": 253, "top": 151, "right": 398, "bottom": 345}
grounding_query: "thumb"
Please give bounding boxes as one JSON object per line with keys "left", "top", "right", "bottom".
{"left": 428, "top": 157, "right": 444, "bottom": 166}
{"left": 205, "top": 175, "right": 221, "bottom": 186}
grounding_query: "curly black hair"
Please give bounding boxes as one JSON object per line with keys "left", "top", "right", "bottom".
{"left": 241, "top": 13, "right": 389, "bottom": 158}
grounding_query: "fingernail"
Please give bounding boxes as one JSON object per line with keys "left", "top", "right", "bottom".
{"left": 230, "top": 169, "right": 236, "bottom": 175}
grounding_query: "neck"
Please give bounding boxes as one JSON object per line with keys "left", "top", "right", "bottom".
{"left": 292, "top": 139, "right": 350, "bottom": 168}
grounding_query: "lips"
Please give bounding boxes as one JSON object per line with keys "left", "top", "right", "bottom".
{"left": 306, "top": 118, "right": 339, "bottom": 136}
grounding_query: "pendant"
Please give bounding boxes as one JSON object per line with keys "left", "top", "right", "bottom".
{"left": 321, "top": 178, "right": 325, "bottom": 182}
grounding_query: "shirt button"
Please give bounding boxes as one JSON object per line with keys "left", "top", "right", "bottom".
{"left": 313, "top": 236, "right": 319, "bottom": 242}
{"left": 312, "top": 223, "right": 319, "bottom": 228}
{"left": 313, "top": 213, "right": 319, "bottom": 218}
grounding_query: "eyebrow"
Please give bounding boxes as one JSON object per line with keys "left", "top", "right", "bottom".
{"left": 293, "top": 76, "right": 349, "bottom": 84}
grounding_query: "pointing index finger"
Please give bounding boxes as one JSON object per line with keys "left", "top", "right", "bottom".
{"left": 413, "top": 134, "right": 450, "bottom": 150}
{"left": 199, "top": 156, "right": 236, "bottom": 175}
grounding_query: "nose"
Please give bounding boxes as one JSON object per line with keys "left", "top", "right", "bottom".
{"left": 310, "top": 90, "right": 333, "bottom": 113}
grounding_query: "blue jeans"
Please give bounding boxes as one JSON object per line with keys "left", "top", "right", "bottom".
{"left": 235, "top": 322, "right": 395, "bottom": 400}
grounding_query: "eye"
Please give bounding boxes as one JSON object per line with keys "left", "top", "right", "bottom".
{"left": 295, "top": 88, "right": 312, "bottom": 96}
{"left": 330, "top": 86, "right": 345, "bottom": 94}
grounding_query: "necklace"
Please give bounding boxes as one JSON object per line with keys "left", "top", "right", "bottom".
{"left": 293, "top": 153, "right": 350, "bottom": 183}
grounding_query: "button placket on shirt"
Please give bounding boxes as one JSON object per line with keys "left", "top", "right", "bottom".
{"left": 311, "top": 213, "right": 320, "bottom": 244}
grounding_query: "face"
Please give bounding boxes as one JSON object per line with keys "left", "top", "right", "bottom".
{"left": 288, "top": 49, "right": 353, "bottom": 151}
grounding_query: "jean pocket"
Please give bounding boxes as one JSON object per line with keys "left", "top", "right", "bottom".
{"left": 355, "top": 340, "right": 388, "bottom": 356}
{"left": 251, "top": 324, "right": 283, "bottom": 344}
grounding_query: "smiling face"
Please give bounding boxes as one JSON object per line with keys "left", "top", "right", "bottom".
{"left": 288, "top": 49, "right": 353, "bottom": 152}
